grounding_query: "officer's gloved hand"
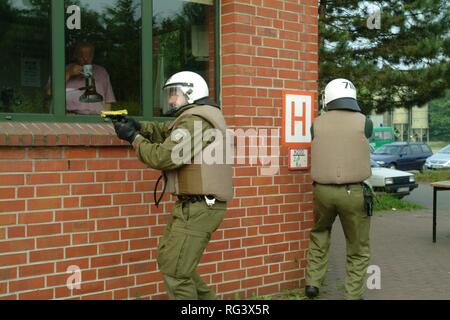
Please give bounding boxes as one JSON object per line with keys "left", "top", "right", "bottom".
{"left": 113, "top": 117, "right": 139, "bottom": 143}
{"left": 125, "top": 116, "right": 141, "bottom": 132}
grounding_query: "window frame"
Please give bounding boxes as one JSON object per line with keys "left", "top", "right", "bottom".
{"left": 0, "top": 0, "right": 220, "bottom": 123}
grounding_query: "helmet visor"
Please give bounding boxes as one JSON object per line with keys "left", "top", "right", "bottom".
{"left": 161, "top": 85, "right": 188, "bottom": 116}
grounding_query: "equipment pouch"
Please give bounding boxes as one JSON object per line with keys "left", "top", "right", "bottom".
{"left": 362, "top": 182, "right": 374, "bottom": 216}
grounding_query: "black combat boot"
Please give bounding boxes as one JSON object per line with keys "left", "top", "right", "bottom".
{"left": 305, "top": 285, "right": 319, "bottom": 299}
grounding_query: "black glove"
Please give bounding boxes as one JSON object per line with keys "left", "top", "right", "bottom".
{"left": 126, "top": 116, "right": 141, "bottom": 132}
{"left": 113, "top": 117, "right": 138, "bottom": 143}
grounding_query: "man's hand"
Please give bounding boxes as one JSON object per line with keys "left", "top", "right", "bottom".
{"left": 66, "top": 64, "right": 83, "bottom": 81}
{"left": 113, "top": 117, "right": 139, "bottom": 143}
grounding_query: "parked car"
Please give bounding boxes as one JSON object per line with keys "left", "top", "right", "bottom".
{"left": 425, "top": 144, "right": 450, "bottom": 169}
{"left": 371, "top": 142, "right": 433, "bottom": 171}
{"left": 365, "top": 159, "right": 418, "bottom": 198}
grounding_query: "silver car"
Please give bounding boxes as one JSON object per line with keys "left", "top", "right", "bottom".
{"left": 425, "top": 144, "right": 450, "bottom": 169}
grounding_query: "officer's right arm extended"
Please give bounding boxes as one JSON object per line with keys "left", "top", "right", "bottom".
{"left": 138, "top": 121, "right": 171, "bottom": 144}
{"left": 132, "top": 115, "right": 213, "bottom": 171}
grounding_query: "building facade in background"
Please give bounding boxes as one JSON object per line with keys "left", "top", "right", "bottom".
{"left": 370, "top": 104, "right": 430, "bottom": 143}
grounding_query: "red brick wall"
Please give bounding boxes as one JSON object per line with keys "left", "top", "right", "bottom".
{"left": 219, "top": 0, "right": 318, "bottom": 298}
{"left": 0, "top": 0, "right": 318, "bottom": 300}
{"left": 208, "top": 5, "right": 216, "bottom": 100}
{"left": 0, "top": 143, "right": 169, "bottom": 300}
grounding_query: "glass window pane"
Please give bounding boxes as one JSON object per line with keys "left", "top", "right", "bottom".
{"left": 64, "top": 0, "right": 142, "bottom": 116}
{"left": 403, "top": 146, "right": 411, "bottom": 155}
{"left": 153, "top": 0, "right": 215, "bottom": 117}
{"left": 0, "top": 0, "right": 51, "bottom": 114}
{"left": 411, "top": 145, "right": 421, "bottom": 154}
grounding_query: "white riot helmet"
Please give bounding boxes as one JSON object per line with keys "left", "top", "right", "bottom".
{"left": 162, "top": 71, "right": 209, "bottom": 115}
{"left": 323, "top": 78, "right": 360, "bottom": 112}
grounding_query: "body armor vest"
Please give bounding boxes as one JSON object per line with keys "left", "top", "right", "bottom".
{"left": 311, "top": 110, "right": 371, "bottom": 184}
{"left": 165, "top": 105, "right": 233, "bottom": 201}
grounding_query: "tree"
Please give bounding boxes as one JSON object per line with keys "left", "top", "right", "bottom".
{"left": 319, "top": 0, "right": 450, "bottom": 114}
{"left": 429, "top": 90, "right": 450, "bottom": 141}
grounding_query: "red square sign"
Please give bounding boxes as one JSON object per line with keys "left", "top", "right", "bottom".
{"left": 282, "top": 91, "right": 315, "bottom": 147}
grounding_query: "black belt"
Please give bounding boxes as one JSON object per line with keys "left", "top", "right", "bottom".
{"left": 177, "top": 195, "right": 205, "bottom": 203}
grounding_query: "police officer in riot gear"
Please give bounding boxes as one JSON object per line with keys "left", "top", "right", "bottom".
{"left": 113, "top": 71, "right": 233, "bottom": 299}
{"left": 305, "top": 78, "right": 373, "bottom": 300}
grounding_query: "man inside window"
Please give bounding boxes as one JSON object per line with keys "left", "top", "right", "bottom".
{"left": 47, "top": 42, "right": 116, "bottom": 115}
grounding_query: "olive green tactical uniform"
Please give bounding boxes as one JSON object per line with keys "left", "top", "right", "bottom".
{"left": 306, "top": 183, "right": 371, "bottom": 299}
{"left": 306, "top": 110, "right": 373, "bottom": 300}
{"left": 132, "top": 104, "right": 231, "bottom": 300}
{"left": 158, "top": 200, "right": 226, "bottom": 299}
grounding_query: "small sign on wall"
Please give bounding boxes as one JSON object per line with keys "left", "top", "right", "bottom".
{"left": 288, "top": 148, "right": 309, "bottom": 170}
{"left": 282, "top": 91, "right": 314, "bottom": 171}
{"left": 282, "top": 91, "right": 314, "bottom": 147}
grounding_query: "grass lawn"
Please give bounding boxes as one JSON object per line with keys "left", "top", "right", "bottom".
{"left": 428, "top": 141, "right": 449, "bottom": 151}
{"left": 374, "top": 195, "right": 425, "bottom": 212}
{"left": 415, "top": 169, "right": 450, "bottom": 183}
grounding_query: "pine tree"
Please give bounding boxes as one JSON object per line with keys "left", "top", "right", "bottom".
{"left": 319, "top": 0, "right": 450, "bottom": 114}
{"left": 429, "top": 90, "right": 450, "bottom": 141}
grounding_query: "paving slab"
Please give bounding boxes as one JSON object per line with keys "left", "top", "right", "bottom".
{"left": 320, "top": 210, "right": 450, "bottom": 300}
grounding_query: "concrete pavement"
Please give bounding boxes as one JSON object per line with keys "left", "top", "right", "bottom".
{"left": 404, "top": 182, "right": 450, "bottom": 214}
{"left": 319, "top": 209, "right": 450, "bottom": 300}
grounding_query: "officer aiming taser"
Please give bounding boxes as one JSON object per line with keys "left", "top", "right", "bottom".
{"left": 362, "top": 182, "right": 375, "bottom": 216}
{"left": 101, "top": 109, "right": 128, "bottom": 122}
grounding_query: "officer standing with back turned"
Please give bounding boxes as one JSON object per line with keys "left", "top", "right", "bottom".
{"left": 305, "top": 78, "right": 373, "bottom": 300}
{"left": 113, "top": 71, "right": 233, "bottom": 300}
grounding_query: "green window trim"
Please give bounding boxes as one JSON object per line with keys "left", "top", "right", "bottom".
{"left": 215, "top": 0, "right": 221, "bottom": 108}
{"left": 0, "top": 0, "right": 220, "bottom": 123}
